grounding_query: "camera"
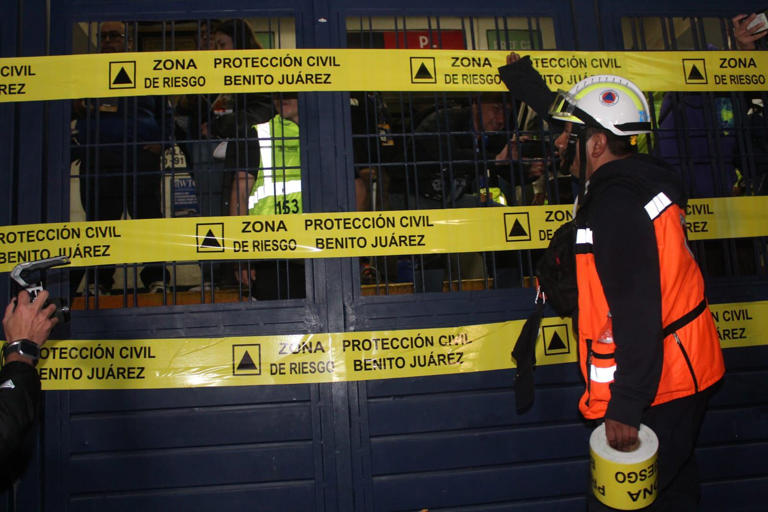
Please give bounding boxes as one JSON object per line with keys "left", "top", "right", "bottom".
{"left": 746, "top": 10, "right": 768, "bottom": 34}
{"left": 10, "top": 256, "right": 71, "bottom": 324}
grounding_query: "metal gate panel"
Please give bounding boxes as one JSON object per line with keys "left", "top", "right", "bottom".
{"left": 1, "top": 0, "right": 767, "bottom": 511}
{"left": 326, "top": 3, "right": 590, "bottom": 510}
{"left": 62, "top": 387, "right": 316, "bottom": 510}
{"left": 0, "top": 1, "right": 346, "bottom": 511}
{"left": 329, "top": 2, "right": 768, "bottom": 511}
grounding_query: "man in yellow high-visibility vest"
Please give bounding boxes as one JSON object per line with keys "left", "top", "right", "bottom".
{"left": 228, "top": 94, "right": 305, "bottom": 300}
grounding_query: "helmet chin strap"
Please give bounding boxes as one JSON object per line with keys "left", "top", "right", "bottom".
{"left": 576, "top": 130, "right": 588, "bottom": 209}
{"left": 561, "top": 124, "right": 588, "bottom": 210}
{"left": 560, "top": 129, "right": 579, "bottom": 174}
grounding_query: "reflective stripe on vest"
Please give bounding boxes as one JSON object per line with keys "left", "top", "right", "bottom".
{"left": 248, "top": 117, "right": 302, "bottom": 215}
{"left": 590, "top": 364, "right": 617, "bottom": 383}
{"left": 575, "top": 189, "right": 724, "bottom": 420}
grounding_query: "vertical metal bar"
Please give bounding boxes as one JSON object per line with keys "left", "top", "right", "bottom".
{"left": 637, "top": 17, "right": 647, "bottom": 50}
{"left": 659, "top": 16, "right": 670, "bottom": 50}
{"left": 534, "top": 16, "right": 544, "bottom": 50}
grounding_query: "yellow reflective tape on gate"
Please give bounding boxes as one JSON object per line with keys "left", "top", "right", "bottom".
{"left": 35, "top": 300, "right": 768, "bottom": 390}
{"left": 1, "top": 196, "right": 766, "bottom": 272}
{"left": 1, "top": 49, "right": 767, "bottom": 103}
{"left": 708, "top": 302, "right": 768, "bottom": 349}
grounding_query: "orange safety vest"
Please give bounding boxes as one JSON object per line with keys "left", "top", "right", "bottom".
{"left": 575, "top": 190, "right": 725, "bottom": 420}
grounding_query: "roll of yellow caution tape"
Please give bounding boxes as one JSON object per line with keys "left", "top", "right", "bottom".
{"left": 589, "top": 423, "right": 659, "bottom": 510}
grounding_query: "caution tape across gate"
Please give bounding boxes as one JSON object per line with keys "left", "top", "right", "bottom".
{"left": 1, "top": 49, "right": 767, "bottom": 103}
{"left": 1, "top": 197, "right": 766, "bottom": 272}
{"left": 36, "top": 300, "right": 768, "bottom": 390}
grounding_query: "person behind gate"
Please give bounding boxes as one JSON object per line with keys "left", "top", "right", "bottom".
{"left": 228, "top": 93, "right": 305, "bottom": 300}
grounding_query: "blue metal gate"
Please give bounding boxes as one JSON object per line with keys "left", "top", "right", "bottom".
{"left": 1, "top": 0, "right": 766, "bottom": 510}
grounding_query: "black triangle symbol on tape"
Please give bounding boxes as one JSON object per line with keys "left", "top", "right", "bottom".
{"left": 237, "top": 351, "right": 258, "bottom": 371}
{"left": 202, "top": 229, "right": 221, "bottom": 248}
{"left": 415, "top": 63, "right": 433, "bottom": 80}
{"left": 113, "top": 67, "right": 133, "bottom": 85}
{"left": 688, "top": 65, "right": 704, "bottom": 81}
{"left": 508, "top": 219, "right": 528, "bottom": 237}
{"left": 548, "top": 332, "right": 567, "bottom": 351}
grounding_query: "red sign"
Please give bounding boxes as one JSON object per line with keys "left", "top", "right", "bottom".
{"left": 381, "top": 30, "right": 466, "bottom": 49}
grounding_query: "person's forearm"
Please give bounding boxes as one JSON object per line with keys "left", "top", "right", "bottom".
{"left": 229, "top": 171, "right": 254, "bottom": 216}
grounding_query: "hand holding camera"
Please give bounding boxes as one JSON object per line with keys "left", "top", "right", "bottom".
{"left": 9, "top": 256, "right": 71, "bottom": 325}
{"left": 3, "top": 257, "right": 70, "bottom": 367}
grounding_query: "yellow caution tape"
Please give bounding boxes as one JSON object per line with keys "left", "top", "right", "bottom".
{"left": 36, "top": 300, "right": 768, "bottom": 390}
{"left": 684, "top": 197, "right": 768, "bottom": 240}
{"left": 709, "top": 302, "right": 768, "bottom": 349}
{"left": 1, "top": 50, "right": 767, "bottom": 103}
{"left": 1, "top": 197, "right": 765, "bottom": 272}
{"left": 37, "top": 317, "right": 575, "bottom": 391}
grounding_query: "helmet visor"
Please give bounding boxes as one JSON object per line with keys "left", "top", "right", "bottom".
{"left": 548, "top": 90, "right": 583, "bottom": 124}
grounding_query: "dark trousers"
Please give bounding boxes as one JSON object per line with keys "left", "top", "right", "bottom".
{"left": 588, "top": 385, "right": 718, "bottom": 512}
{"left": 71, "top": 148, "right": 168, "bottom": 293}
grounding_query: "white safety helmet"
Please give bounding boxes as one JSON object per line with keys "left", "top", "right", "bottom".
{"left": 549, "top": 74, "right": 651, "bottom": 136}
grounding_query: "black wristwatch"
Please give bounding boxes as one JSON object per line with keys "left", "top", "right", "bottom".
{"left": 3, "top": 339, "right": 41, "bottom": 366}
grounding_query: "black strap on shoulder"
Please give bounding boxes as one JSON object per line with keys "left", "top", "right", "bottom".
{"left": 662, "top": 298, "right": 707, "bottom": 337}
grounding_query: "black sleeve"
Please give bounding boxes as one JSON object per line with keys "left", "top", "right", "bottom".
{"left": 0, "top": 362, "right": 41, "bottom": 486}
{"left": 590, "top": 186, "right": 664, "bottom": 428}
{"left": 224, "top": 124, "right": 261, "bottom": 178}
{"left": 350, "top": 92, "right": 397, "bottom": 169}
{"left": 498, "top": 56, "right": 557, "bottom": 120}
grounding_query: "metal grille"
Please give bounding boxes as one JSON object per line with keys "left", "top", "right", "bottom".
{"left": 64, "top": 13, "right": 768, "bottom": 310}
{"left": 69, "top": 18, "right": 302, "bottom": 309}
{"left": 346, "top": 15, "right": 563, "bottom": 295}
{"left": 622, "top": 15, "right": 768, "bottom": 279}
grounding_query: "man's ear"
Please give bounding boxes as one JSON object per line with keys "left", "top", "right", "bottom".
{"left": 590, "top": 131, "right": 608, "bottom": 158}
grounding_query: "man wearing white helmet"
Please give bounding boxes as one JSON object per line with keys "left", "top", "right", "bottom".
{"left": 500, "top": 55, "right": 725, "bottom": 511}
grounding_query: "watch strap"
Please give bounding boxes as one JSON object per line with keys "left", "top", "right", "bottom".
{"left": 3, "top": 339, "right": 41, "bottom": 365}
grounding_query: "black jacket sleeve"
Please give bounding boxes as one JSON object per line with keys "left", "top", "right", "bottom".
{"left": 0, "top": 361, "right": 41, "bottom": 488}
{"left": 498, "top": 56, "right": 557, "bottom": 120}
{"left": 589, "top": 183, "right": 664, "bottom": 428}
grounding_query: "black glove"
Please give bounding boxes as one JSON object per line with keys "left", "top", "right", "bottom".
{"left": 498, "top": 56, "right": 557, "bottom": 119}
